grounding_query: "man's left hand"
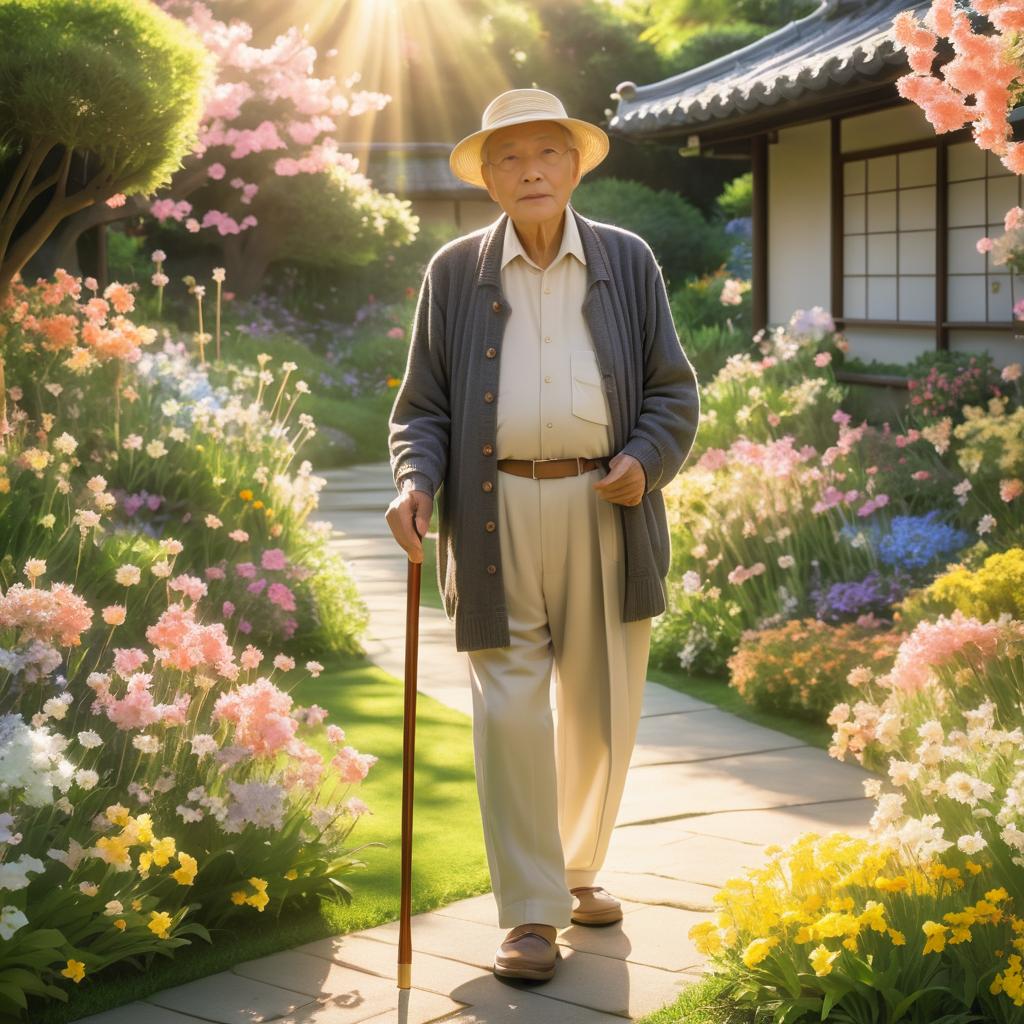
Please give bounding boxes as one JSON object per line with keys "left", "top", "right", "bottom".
{"left": 592, "top": 452, "right": 646, "bottom": 506}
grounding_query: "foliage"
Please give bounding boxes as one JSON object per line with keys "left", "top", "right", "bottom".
{"left": 571, "top": 179, "right": 729, "bottom": 289}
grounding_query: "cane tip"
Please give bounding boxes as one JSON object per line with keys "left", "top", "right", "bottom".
{"left": 397, "top": 961, "right": 412, "bottom": 988}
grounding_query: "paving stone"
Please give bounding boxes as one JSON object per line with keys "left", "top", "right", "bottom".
{"left": 555, "top": 904, "right": 711, "bottom": 972}
{"left": 617, "top": 745, "right": 875, "bottom": 824}
{"left": 300, "top": 929, "right": 690, "bottom": 1021}
{"left": 638, "top": 684, "right": 713, "bottom": 716}
{"left": 631, "top": 709, "right": 806, "bottom": 766}
{"left": 431, "top": 891, "right": 647, "bottom": 928}
{"left": 379, "top": 983, "right": 631, "bottom": 1024}
{"left": 72, "top": 1005, "right": 201, "bottom": 1024}
{"left": 675, "top": 799, "right": 877, "bottom": 847}
{"left": 274, "top": 985, "right": 465, "bottom": 1024}
{"left": 298, "top": 931, "right": 495, "bottom": 994}
{"left": 589, "top": 870, "right": 717, "bottom": 912}
{"left": 146, "top": 970, "right": 318, "bottom": 1022}
{"left": 605, "top": 833, "right": 777, "bottom": 888}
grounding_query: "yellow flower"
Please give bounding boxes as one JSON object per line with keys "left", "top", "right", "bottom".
{"left": 248, "top": 877, "right": 268, "bottom": 891}
{"left": 230, "top": 890, "right": 248, "bottom": 905}
{"left": 688, "top": 920, "right": 723, "bottom": 956}
{"left": 857, "top": 900, "right": 887, "bottom": 933}
{"left": 95, "top": 835, "right": 132, "bottom": 870}
{"left": 138, "top": 850, "right": 153, "bottom": 878}
{"left": 148, "top": 911, "right": 172, "bottom": 939}
{"left": 741, "top": 937, "right": 777, "bottom": 968}
{"left": 964, "top": 860, "right": 983, "bottom": 876}
{"left": 239, "top": 488, "right": 254, "bottom": 501}
{"left": 246, "top": 889, "right": 270, "bottom": 912}
{"left": 131, "top": 898, "right": 143, "bottom": 912}
{"left": 172, "top": 853, "right": 198, "bottom": 886}
{"left": 252, "top": 499, "right": 264, "bottom": 510}
{"left": 114, "top": 919, "right": 127, "bottom": 931}
{"left": 284, "top": 868, "right": 298, "bottom": 881}
{"left": 150, "top": 835, "right": 176, "bottom": 867}
{"left": 887, "top": 928, "right": 906, "bottom": 946}
{"left": 923, "top": 921, "right": 948, "bottom": 954}
{"left": 105, "top": 803, "right": 131, "bottom": 826}
{"left": 387, "top": 376, "right": 401, "bottom": 388}
{"left": 875, "top": 875, "right": 910, "bottom": 893}
{"left": 809, "top": 944, "right": 840, "bottom": 976}
{"left": 61, "top": 960, "right": 86, "bottom": 983}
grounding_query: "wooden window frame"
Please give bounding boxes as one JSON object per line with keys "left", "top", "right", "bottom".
{"left": 830, "top": 116, "right": 1008, "bottom": 350}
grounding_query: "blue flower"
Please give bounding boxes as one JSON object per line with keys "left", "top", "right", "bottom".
{"left": 842, "top": 510, "right": 971, "bottom": 571}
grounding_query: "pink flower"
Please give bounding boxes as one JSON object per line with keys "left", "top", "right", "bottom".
{"left": 212, "top": 677, "right": 297, "bottom": 756}
{"left": 235, "top": 562, "right": 257, "bottom": 579}
{"left": 240, "top": 645, "right": 263, "bottom": 670}
{"left": 113, "top": 647, "right": 149, "bottom": 680}
{"left": 169, "top": 574, "right": 208, "bottom": 602}
{"left": 976, "top": 236, "right": 994, "bottom": 254}
{"left": 327, "top": 724, "right": 346, "bottom": 744}
{"left": 330, "top": 745, "right": 379, "bottom": 782}
{"left": 146, "top": 604, "right": 236, "bottom": 677}
{"left": 999, "top": 478, "right": 1023, "bottom": 502}
{"left": 0, "top": 582, "right": 93, "bottom": 647}
{"left": 261, "top": 548, "right": 287, "bottom": 571}
{"left": 814, "top": 351, "right": 832, "bottom": 367}
{"left": 267, "top": 582, "right": 296, "bottom": 611}
{"left": 386, "top": 326, "right": 404, "bottom": 339}
{"left": 222, "top": 600, "right": 235, "bottom": 618}
{"left": 883, "top": 610, "right": 1017, "bottom": 693}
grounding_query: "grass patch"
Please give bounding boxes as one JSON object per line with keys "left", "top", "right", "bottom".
{"left": 40, "top": 650, "right": 490, "bottom": 1024}
{"left": 646, "top": 663, "right": 833, "bottom": 752}
{"left": 634, "top": 973, "right": 752, "bottom": 1023}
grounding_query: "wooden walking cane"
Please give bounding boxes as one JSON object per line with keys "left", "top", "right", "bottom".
{"left": 397, "top": 517, "right": 423, "bottom": 990}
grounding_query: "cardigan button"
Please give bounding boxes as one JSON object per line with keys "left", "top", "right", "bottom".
{"left": 482, "top": 480, "right": 493, "bottom": 492}
{"left": 485, "top": 346, "right": 497, "bottom": 358}
{"left": 485, "top": 520, "right": 496, "bottom": 532}
{"left": 487, "top": 563, "right": 497, "bottom": 574}
{"left": 491, "top": 300, "right": 502, "bottom": 312}
{"left": 482, "top": 443, "right": 493, "bottom": 455}
{"left": 484, "top": 391, "right": 494, "bottom": 403}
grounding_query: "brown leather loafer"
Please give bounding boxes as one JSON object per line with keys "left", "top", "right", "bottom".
{"left": 493, "top": 924, "right": 562, "bottom": 981}
{"left": 570, "top": 886, "right": 623, "bottom": 926}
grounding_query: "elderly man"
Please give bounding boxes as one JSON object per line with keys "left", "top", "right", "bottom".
{"left": 386, "top": 88, "right": 700, "bottom": 982}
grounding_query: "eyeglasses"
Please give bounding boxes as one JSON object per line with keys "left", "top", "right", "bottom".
{"left": 485, "top": 146, "right": 574, "bottom": 175}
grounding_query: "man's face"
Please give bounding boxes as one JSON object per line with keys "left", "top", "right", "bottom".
{"left": 480, "top": 120, "right": 582, "bottom": 222}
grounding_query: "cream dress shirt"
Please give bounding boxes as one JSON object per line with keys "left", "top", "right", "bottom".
{"left": 496, "top": 203, "right": 614, "bottom": 462}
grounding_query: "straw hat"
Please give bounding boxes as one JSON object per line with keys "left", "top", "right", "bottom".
{"left": 449, "top": 88, "right": 609, "bottom": 189}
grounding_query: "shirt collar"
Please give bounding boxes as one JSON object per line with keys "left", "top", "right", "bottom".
{"left": 500, "top": 203, "right": 586, "bottom": 271}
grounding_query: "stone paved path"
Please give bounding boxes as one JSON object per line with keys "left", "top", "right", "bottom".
{"left": 78, "top": 461, "right": 880, "bottom": 1024}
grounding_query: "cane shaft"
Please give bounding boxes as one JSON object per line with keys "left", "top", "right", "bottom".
{"left": 397, "top": 548, "right": 421, "bottom": 989}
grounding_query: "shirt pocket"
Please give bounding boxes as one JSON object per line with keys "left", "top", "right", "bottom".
{"left": 570, "top": 349, "right": 610, "bottom": 426}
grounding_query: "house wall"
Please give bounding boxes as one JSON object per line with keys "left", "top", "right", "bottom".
{"left": 767, "top": 120, "right": 832, "bottom": 329}
{"left": 766, "top": 101, "right": 1019, "bottom": 369}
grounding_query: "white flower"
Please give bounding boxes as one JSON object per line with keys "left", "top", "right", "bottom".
{"left": 0, "top": 906, "right": 28, "bottom": 940}
{"left": 888, "top": 760, "right": 920, "bottom": 787}
{"left": 77, "top": 730, "right": 102, "bottom": 749}
{"left": 681, "top": 570, "right": 701, "bottom": 593}
{"left": 863, "top": 778, "right": 882, "bottom": 798}
{"left": 74, "top": 769, "right": 99, "bottom": 791}
{"left": 957, "top": 831, "right": 987, "bottom": 854}
{"left": 132, "top": 734, "right": 160, "bottom": 755}
{"left": 978, "top": 514, "right": 996, "bottom": 535}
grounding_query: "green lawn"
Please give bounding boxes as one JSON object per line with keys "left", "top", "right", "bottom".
{"left": 39, "top": 650, "right": 491, "bottom": 1024}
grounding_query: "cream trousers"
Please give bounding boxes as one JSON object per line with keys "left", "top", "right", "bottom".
{"left": 466, "top": 465, "right": 652, "bottom": 929}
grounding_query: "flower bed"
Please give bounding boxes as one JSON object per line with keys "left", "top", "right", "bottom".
{"left": 0, "top": 271, "right": 378, "bottom": 1019}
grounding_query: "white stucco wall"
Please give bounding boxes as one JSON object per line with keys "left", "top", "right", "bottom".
{"left": 768, "top": 102, "right": 1017, "bottom": 369}
{"left": 767, "top": 120, "right": 832, "bottom": 327}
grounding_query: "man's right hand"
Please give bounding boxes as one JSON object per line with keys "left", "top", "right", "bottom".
{"left": 385, "top": 478, "right": 433, "bottom": 563}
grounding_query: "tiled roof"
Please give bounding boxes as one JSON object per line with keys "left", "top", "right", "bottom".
{"left": 609, "top": 0, "right": 933, "bottom": 138}
{"left": 340, "top": 141, "right": 481, "bottom": 199}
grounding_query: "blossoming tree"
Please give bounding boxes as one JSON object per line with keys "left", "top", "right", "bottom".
{"left": 36, "top": 0, "right": 418, "bottom": 299}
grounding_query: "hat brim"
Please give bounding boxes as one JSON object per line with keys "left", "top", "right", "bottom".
{"left": 449, "top": 116, "right": 609, "bottom": 189}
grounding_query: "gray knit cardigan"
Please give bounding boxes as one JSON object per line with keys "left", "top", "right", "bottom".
{"left": 387, "top": 203, "right": 701, "bottom": 652}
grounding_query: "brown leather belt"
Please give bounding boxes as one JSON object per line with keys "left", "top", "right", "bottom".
{"left": 496, "top": 456, "right": 609, "bottom": 479}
